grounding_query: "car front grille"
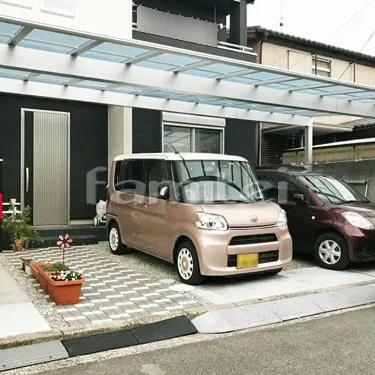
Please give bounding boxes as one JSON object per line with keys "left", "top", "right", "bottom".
{"left": 229, "top": 233, "right": 277, "bottom": 246}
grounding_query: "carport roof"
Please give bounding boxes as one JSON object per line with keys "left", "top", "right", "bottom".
{"left": 1, "top": 17, "right": 375, "bottom": 125}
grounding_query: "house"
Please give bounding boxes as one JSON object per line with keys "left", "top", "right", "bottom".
{"left": 0, "top": 1, "right": 374, "bottom": 243}
{"left": 247, "top": 26, "right": 375, "bottom": 166}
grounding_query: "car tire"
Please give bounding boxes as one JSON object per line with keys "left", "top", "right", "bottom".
{"left": 313, "top": 232, "right": 349, "bottom": 270}
{"left": 176, "top": 241, "right": 204, "bottom": 285}
{"left": 108, "top": 223, "right": 128, "bottom": 255}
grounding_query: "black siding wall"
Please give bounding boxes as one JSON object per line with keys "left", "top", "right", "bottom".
{"left": 132, "top": 108, "right": 162, "bottom": 153}
{"left": 131, "top": 109, "right": 258, "bottom": 165}
{"left": 0, "top": 93, "right": 107, "bottom": 220}
{"left": 225, "top": 119, "right": 258, "bottom": 166}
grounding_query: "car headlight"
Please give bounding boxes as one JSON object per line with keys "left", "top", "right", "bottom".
{"left": 342, "top": 211, "right": 374, "bottom": 230}
{"left": 195, "top": 212, "right": 228, "bottom": 231}
{"left": 277, "top": 209, "right": 288, "bottom": 230}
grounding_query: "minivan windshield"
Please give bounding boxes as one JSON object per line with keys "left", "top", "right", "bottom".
{"left": 297, "top": 174, "right": 369, "bottom": 205}
{"left": 175, "top": 159, "right": 264, "bottom": 204}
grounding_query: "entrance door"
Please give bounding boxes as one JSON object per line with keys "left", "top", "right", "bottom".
{"left": 23, "top": 110, "right": 70, "bottom": 226}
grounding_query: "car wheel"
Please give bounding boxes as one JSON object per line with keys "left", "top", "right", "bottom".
{"left": 313, "top": 233, "right": 349, "bottom": 270}
{"left": 108, "top": 223, "right": 128, "bottom": 255}
{"left": 176, "top": 241, "right": 204, "bottom": 285}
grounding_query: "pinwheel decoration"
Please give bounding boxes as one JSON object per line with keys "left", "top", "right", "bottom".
{"left": 57, "top": 234, "right": 73, "bottom": 265}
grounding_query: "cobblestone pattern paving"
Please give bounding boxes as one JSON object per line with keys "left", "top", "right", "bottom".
{"left": 4, "top": 247, "right": 201, "bottom": 327}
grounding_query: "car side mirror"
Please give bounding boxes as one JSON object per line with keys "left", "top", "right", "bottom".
{"left": 293, "top": 192, "right": 306, "bottom": 205}
{"left": 159, "top": 185, "right": 170, "bottom": 200}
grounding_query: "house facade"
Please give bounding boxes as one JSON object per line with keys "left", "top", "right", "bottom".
{"left": 1, "top": 1, "right": 375, "bottom": 232}
{"left": 0, "top": 0, "right": 259, "bottom": 227}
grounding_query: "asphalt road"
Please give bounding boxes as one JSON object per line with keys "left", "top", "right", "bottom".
{"left": 34, "top": 306, "right": 375, "bottom": 375}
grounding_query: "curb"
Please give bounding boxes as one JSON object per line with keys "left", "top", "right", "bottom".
{"left": 0, "top": 311, "right": 185, "bottom": 350}
{"left": 2, "top": 278, "right": 375, "bottom": 350}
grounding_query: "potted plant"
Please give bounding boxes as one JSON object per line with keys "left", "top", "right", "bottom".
{"left": 47, "top": 269, "right": 84, "bottom": 305}
{"left": 30, "top": 234, "right": 84, "bottom": 305}
{"left": 2, "top": 206, "right": 42, "bottom": 251}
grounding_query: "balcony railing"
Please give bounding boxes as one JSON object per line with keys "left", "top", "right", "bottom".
{"left": 217, "top": 41, "right": 255, "bottom": 55}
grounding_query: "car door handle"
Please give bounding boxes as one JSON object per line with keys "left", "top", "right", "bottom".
{"left": 135, "top": 200, "right": 148, "bottom": 208}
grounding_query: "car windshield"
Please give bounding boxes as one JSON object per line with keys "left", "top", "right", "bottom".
{"left": 297, "top": 174, "right": 369, "bottom": 205}
{"left": 174, "top": 159, "right": 264, "bottom": 204}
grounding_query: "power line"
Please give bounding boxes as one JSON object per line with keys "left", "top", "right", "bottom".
{"left": 360, "top": 27, "right": 375, "bottom": 51}
{"left": 329, "top": 0, "right": 375, "bottom": 39}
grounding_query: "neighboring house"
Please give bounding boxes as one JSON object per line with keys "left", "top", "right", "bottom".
{"left": 247, "top": 26, "right": 375, "bottom": 166}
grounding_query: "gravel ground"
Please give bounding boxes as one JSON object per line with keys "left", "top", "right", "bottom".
{"left": 0, "top": 252, "right": 70, "bottom": 329}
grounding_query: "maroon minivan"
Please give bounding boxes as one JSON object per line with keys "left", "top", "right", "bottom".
{"left": 256, "top": 166, "right": 375, "bottom": 270}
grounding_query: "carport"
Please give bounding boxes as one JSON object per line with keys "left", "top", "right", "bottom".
{"left": 1, "top": 17, "right": 375, "bottom": 222}
{"left": 1, "top": 17, "right": 375, "bottom": 158}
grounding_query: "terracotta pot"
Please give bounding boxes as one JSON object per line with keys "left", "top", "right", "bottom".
{"left": 30, "top": 263, "right": 53, "bottom": 293}
{"left": 47, "top": 278, "right": 85, "bottom": 305}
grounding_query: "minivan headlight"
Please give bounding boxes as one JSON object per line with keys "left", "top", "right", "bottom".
{"left": 195, "top": 212, "right": 228, "bottom": 231}
{"left": 342, "top": 211, "right": 374, "bottom": 230}
{"left": 277, "top": 209, "right": 288, "bottom": 230}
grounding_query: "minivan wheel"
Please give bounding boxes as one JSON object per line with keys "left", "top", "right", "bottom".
{"left": 176, "top": 241, "right": 204, "bottom": 285}
{"left": 108, "top": 223, "right": 128, "bottom": 255}
{"left": 313, "top": 233, "right": 349, "bottom": 270}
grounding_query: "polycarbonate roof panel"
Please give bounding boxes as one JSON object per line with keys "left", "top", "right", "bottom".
{"left": 18, "top": 29, "right": 90, "bottom": 53}
{"left": 70, "top": 80, "right": 110, "bottom": 90}
{"left": 183, "top": 69, "right": 222, "bottom": 78}
{"left": 0, "top": 67, "right": 29, "bottom": 80}
{"left": 81, "top": 42, "right": 149, "bottom": 62}
{"left": 151, "top": 53, "right": 200, "bottom": 66}
{"left": 134, "top": 60, "right": 176, "bottom": 71}
{"left": 0, "top": 19, "right": 375, "bottom": 119}
{"left": 31, "top": 74, "right": 71, "bottom": 85}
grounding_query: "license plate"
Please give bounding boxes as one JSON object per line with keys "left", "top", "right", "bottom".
{"left": 237, "top": 254, "right": 259, "bottom": 269}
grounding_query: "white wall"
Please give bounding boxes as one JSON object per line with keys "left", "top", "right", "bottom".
{"left": 108, "top": 106, "right": 132, "bottom": 172}
{"left": 137, "top": 5, "right": 217, "bottom": 46}
{"left": 0, "top": 0, "right": 132, "bottom": 39}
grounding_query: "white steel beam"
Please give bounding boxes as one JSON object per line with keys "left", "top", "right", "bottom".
{"left": 0, "top": 77, "right": 312, "bottom": 126}
{"left": 1, "top": 45, "right": 375, "bottom": 118}
{"left": 7, "top": 26, "right": 33, "bottom": 46}
{"left": 69, "top": 40, "right": 102, "bottom": 56}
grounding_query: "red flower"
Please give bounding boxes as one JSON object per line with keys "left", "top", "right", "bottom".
{"left": 57, "top": 234, "right": 73, "bottom": 249}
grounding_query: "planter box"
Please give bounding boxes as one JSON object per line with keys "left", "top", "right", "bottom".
{"left": 29, "top": 262, "right": 84, "bottom": 305}
{"left": 47, "top": 278, "right": 85, "bottom": 305}
{"left": 30, "top": 263, "right": 53, "bottom": 293}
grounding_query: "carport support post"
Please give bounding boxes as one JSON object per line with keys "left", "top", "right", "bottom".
{"left": 304, "top": 122, "right": 313, "bottom": 171}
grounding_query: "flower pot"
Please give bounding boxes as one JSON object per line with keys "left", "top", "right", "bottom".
{"left": 47, "top": 278, "right": 85, "bottom": 305}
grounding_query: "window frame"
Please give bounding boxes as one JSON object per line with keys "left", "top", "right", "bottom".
{"left": 312, "top": 56, "right": 331, "bottom": 78}
{"left": 262, "top": 172, "right": 310, "bottom": 205}
{"left": 115, "top": 159, "right": 147, "bottom": 196}
{"left": 162, "top": 122, "right": 225, "bottom": 154}
{"left": 40, "top": 0, "right": 74, "bottom": 18}
{"left": 144, "top": 159, "right": 172, "bottom": 198}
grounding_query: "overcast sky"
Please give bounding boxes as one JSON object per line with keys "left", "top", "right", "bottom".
{"left": 247, "top": 0, "right": 375, "bottom": 56}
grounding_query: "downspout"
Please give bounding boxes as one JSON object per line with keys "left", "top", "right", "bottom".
{"left": 257, "top": 32, "right": 267, "bottom": 165}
